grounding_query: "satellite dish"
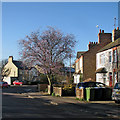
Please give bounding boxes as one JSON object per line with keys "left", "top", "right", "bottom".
{"left": 96, "top": 25, "right": 99, "bottom": 28}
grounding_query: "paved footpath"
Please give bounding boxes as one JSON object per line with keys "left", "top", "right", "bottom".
{"left": 24, "top": 91, "right": 115, "bottom": 104}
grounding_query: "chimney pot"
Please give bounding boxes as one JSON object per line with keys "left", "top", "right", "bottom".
{"left": 99, "top": 29, "right": 101, "bottom": 33}
{"left": 117, "top": 27, "right": 119, "bottom": 30}
{"left": 102, "top": 30, "right": 104, "bottom": 33}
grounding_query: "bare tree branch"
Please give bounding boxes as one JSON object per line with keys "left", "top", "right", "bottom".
{"left": 19, "top": 26, "right": 76, "bottom": 85}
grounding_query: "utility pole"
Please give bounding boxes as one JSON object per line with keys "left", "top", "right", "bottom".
{"left": 69, "top": 54, "right": 71, "bottom": 78}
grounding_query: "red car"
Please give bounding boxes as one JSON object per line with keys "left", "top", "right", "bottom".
{"left": 13, "top": 80, "right": 23, "bottom": 86}
{"left": 0, "top": 82, "right": 9, "bottom": 88}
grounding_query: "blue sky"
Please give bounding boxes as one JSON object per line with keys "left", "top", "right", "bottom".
{"left": 2, "top": 2, "right": 118, "bottom": 65}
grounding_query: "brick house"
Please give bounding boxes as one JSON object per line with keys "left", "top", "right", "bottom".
{"left": 96, "top": 27, "right": 120, "bottom": 86}
{"left": 73, "top": 29, "right": 112, "bottom": 84}
{"left": 73, "top": 52, "right": 86, "bottom": 83}
{"left": 0, "top": 66, "right": 2, "bottom": 81}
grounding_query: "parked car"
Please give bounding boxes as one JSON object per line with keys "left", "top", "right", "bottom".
{"left": 76, "top": 81, "right": 107, "bottom": 89}
{"left": 76, "top": 81, "right": 112, "bottom": 101}
{"left": 112, "top": 82, "right": 120, "bottom": 103}
{"left": 75, "top": 81, "right": 107, "bottom": 95}
{"left": 13, "top": 80, "right": 23, "bottom": 86}
{"left": 0, "top": 82, "right": 9, "bottom": 88}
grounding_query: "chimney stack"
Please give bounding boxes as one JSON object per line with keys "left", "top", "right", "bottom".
{"left": 8, "top": 56, "right": 13, "bottom": 62}
{"left": 112, "top": 27, "right": 120, "bottom": 42}
{"left": 88, "top": 41, "right": 98, "bottom": 50}
{"left": 98, "top": 29, "right": 112, "bottom": 44}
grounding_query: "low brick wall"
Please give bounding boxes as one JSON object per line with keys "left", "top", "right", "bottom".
{"left": 76, "top": 88, "right": 84, "bottom": 99}
{"left": 53, "top": 87, "right": 62, "bottom": 96}
{"left": 37, "top": 84, "right": 48, "bottom": 92}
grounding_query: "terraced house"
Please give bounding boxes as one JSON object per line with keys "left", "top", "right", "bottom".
{"left": 73, "top": 29, "right": 112, "bottom": 84}
{"left": 96, "top": 27, "right": 120, "bottom": 86}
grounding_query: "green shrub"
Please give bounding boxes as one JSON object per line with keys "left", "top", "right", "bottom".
{"left": 56, "top": 95, "right": 60, "bottom": 97}
{"left": 76, "top": 98, "right": 86, "bottom": 101}
{"left": 76, "top": 98, "right": 79, "bottom": 100}
{"left": 62, "top": 84, "right": 76, "bottom": 96}
{"left": 79, "top": 98, "right": 85, "bottom": 101}
{"left": 45, "top": 88, "right": 48, "bottom": 92}
{"left": 63, "top": 84, "right": 76, "bottom": 90}
{"left": 52, "top": 92, "right": 55, "bottom": 96}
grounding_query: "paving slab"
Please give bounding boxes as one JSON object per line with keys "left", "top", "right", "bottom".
{"left": 24, "top": 92, "right": 115, "bottom": 104}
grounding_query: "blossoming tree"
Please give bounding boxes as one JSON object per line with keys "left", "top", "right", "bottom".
{"left": 19, "top": 26, "right": 76, "bottom": 93}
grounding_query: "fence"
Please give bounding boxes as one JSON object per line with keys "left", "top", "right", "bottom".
{"left": 37, "top": 84, "right": 48, "bottom": 92}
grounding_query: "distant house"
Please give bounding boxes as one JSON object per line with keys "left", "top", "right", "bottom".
{"left": 73, "top": 29, "right": 112, "bottom": 84}
{"left": 96, "top": 27, "right": 120, "bottom": 86}
{"left": 28, "top": 67, "right": 39, "bottom": 82}
{"left": 2, "top": 56, "right": 29, "bottom": 85}
{"left": 35, "top": 64, "right": 45, "bottom": 74}
{"left": 61, "top": 67, "right": 75, "bottom": 77}
{"left": 60, "top": 67, "right": 75, "bottom": 83}
{"left": 73, "top": 52, "right": 86, "bottom": 83}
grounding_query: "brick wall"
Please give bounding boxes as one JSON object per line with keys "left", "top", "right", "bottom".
{"left": 53, "top": 87, "right": 62, "bottom": 96}
{"left": 118, "top": 46, "right": 120, "bottom": 82}
{"left": 83, "top": 30, "right": 112, "bottom": 81}
{"left": 76, "top": 88, "right": 84, "bottom": 99}
{"left": 112, "top": 27, "right": 120, "bottom": 42}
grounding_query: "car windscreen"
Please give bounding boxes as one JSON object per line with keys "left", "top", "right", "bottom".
{"left": 15, "top": 81, "right": 19, "bottom": 82}
{"left": 77, "top": 83, "right": 82, "bottom": 88}
{"left": 114, "top": 83, "right": 120, "bottom": 89}
{"left": 3, "top": 82, "right": 7, "bottom": 84}
{"left": 84, "top": 82, "right": 96, "bottom": 87}
{"left": 96, "top": 83, "right": 106, "bottom": 87}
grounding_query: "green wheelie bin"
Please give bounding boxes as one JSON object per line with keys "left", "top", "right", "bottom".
{"left": 86, "top": 87, "right": 95, "bottom": 101}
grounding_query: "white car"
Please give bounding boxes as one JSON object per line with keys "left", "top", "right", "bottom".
{"left": 112, "top": 82, "right": 120, "bottom": 103}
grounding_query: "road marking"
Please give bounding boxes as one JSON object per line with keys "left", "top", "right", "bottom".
{"left": 50, "top": 101, "right": 58, "bottom": 105}
{"left": 27, "top": 95, "right": 34, "bottom": 99}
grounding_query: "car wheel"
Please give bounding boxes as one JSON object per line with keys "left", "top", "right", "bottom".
{"left": 117, "top": 101, "right": 120, "bottom": 104}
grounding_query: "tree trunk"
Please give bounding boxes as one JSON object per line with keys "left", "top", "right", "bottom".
{"left": 47, "top": 74, "right": 53, "bottom": 95}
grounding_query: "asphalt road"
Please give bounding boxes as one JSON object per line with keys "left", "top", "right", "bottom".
{"left": 2, "top": 85, "right": 120, "bottom": 119}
